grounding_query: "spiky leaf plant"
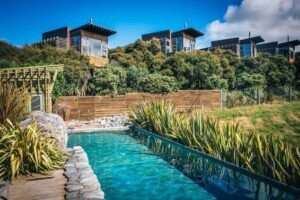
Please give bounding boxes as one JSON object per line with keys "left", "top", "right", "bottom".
{"left": 0, "top": 120, "right": 64, "bottom": 181}
{"left": 0, "top": 81, "right": 30, "bottom": 125}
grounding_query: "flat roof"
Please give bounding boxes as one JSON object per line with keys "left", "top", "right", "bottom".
{"left": 70, "top": 23, "right": 116, "bottom": 36}
{"left": 172, "top": 27, "right": 204, "bottom": 38}
{"left": 278, "top": 40, "right": 300, "bottom": 47}
{"left": 240, "top": 36, "right": 264, "bottom": 44}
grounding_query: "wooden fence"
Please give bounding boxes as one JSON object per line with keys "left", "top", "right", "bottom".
{"left": 54, "top": 90, "right": 222, "bottom": 121}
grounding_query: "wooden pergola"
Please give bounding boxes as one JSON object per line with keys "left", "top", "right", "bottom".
{"left": 0, "top": 65, "right": 63, "bottom": 113}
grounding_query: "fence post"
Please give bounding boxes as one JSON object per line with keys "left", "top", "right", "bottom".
{"left": 221, "top": 90, "right": 223, "bottom": 109}
{"left": 256, "top": 88, "right": 260, "bottom": 105}
{"left": 288, "top": 86, "right": 292, "bottom": 102}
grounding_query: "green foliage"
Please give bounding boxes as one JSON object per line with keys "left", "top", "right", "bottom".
{"left": 126, "top": 66, "right": 149, "bottom": 92}
{"left": 0, "top": 121, "right": 64, "bottom": 181}
{"left": 129, "top": 100, "right": 300, "bottom": 187}
{"left": 89, "top": 62, "right": 128, "bottom": 95}
{"left": 0, "top": 82, "right": 30, "bottom": 125}
{"left": 139, "top": 74, "right": 179, "bottom": 93}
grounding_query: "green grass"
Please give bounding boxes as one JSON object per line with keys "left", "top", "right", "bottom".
{"left": 211, "top": 101, "right": 300, "bottom": 145}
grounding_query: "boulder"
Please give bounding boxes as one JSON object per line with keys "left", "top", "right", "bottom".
{"left": 20, "top": 111, "right": 68, "bottom": 149}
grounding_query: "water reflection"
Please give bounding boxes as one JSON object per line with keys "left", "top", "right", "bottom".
{"left": 128, "top": 128, "right": 298, "bottom": 200}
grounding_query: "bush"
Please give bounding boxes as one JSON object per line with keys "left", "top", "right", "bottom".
{"left": 0, "top": 121, "right": 64, "bottom": 181}
{"left": 139, "top": 74, "right": 178, "bottom": 93}
{"left": 226, "top": 91, "right": 256, "bottom": 108}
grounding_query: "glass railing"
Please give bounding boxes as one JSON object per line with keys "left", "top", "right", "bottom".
{"left": 129, "top": 126, "right": 300, "bottom": 200}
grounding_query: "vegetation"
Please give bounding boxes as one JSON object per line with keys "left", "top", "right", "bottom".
{"left": 129, "top": 100, "right": 300, "bottom": 187}
{"left": 0, "top": 40, "right": 298, "bottom": 104}
{"left": 0, "top": 121, "right": 64, "bottom": 181}
{"left": 0, "top": 82, "right": 30, "bottom": 125}
{"left": 0, "top": 82, "right": 64, "bottom": 181}
{"left": 211, "top": 101, "right": 300, "bottom": 144}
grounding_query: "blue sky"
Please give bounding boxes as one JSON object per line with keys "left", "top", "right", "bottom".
{"left": 0, "top": 0, "right": 241, "bottom": 48}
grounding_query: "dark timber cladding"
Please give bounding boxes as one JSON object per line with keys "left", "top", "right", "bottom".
{"left": 42, "top": 26, "right": 70, "bottom": 40}
{"left": 257, "top": 42, "right": 278, "bottom": 55}
{"left": 211, "top": 37, "right": 239, "bottom": 47}
{"left": 142, "top": 30, "right": 171, "bottom": 41}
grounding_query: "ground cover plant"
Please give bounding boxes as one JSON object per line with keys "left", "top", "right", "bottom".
{"left": 129, "top": 100, "right": 300, "bottom": 188}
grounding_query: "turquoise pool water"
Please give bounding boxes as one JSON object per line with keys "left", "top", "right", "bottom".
{"left": 68, "top": 129, "right": 299, "bottom": 200}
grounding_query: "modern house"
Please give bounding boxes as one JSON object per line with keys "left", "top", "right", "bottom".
{"left": 34, "top": 20, "right": 116, "bottom": 67}
{"left": 209, "top": 35, "right": 265, "bottom": 58}
{"left": 257, "top": 42, "right": 278, "bottom": 56}
{"left": 257, "top": 39, "right": 300, "bottom": 63}
{"left": 142, "top": 28, "right": 204, "bottom": 54}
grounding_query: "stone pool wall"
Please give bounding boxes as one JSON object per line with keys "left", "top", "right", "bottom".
{"left": 64, "top": 146, "right": 104, "bottom": 200}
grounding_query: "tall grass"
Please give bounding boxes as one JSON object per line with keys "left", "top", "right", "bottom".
{"left": 129, "top": 100, "right": 300, "bottom": 187}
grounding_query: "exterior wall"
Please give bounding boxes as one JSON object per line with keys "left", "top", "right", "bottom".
{"left": 55, "top": 90, "right": 222, "bottom": 121}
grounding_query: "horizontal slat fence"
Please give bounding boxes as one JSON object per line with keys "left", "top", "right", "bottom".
{"left": 54, "top": 90, "right": 221, "bottom": 121}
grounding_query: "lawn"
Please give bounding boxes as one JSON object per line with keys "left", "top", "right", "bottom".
{"left": 210, "top": 101, "right": 300, "bottom": 145}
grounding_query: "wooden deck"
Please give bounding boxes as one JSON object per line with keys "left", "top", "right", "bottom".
{"left": 8, "top": 170, "right": 66, "bottom": 200}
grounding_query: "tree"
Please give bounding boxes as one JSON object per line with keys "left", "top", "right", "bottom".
{"left": 89, "top": 62, "right": 128, "bottom": 95}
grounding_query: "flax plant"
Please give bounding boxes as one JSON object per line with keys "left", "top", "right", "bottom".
{"left": 0, "top": 82, "right": 30, "bottom": 125}
{"left": 0, "top": 121, "right": 64, "bottom": 181}
{"left": 129, "top": 100, "right": 300, "bottom": 187}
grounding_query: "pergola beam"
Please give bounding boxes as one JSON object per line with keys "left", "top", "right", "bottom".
{"left": 0, "top": 65, "right": 63, "bottom": 113}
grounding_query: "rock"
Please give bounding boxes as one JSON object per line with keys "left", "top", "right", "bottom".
{"left": 20, "top": 111, "right": 67, "bottom": 149}
{"left": 66, "top": 184, "right": 84, "bottom": 192}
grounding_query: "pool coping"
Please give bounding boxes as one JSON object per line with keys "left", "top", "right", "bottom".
{"left": 64, "top": 146, "right": 104, "bottom": 200}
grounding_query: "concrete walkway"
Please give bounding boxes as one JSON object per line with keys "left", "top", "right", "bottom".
{"left": 9, "top": 170, "right": 66, "bottom": 200}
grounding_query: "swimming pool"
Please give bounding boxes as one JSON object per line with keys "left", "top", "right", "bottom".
{"left": 68, "top": 128, "right": 300, "bottom": 200}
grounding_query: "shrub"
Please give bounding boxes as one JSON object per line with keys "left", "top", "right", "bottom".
{"left": 0, "top": 82, "right": 30, "bottom": 125}
{"left": 139, "top": 74, "right": 178, "bottom": 93}
{"left": 0, "top": 121, "right": 64, "bottom": 181}
{"left": 129, "top": 100, "right": 300, "bottom": 187}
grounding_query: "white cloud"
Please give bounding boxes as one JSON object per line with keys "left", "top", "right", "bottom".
{"left": 198, "top": 0, "right": 300, "bottom": 51}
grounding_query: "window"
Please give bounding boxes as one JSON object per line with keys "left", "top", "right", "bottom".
{"left": 81, "top": 37, "right": 108, "bottom": 58}
{"left": 240, "top": 43, "right": 251, "bottom": 57}
{"left": 30, "top": 95, "right": 43, "bottom": 111}
{"left": 172, "top": 37, "right": 183, "bottom": 52}
{"left": 184, "top": 38, "right": 195, "bottom": 52}
{"left": 71, "top": 36, "right": 80, "bottom": 52}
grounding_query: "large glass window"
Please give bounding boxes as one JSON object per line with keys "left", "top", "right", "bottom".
{"left": 71, "top": 36, "right": 80, "bottom": 52}
{"left": 184, "top": 38, "right": 195, "bottom": 52}
{"left": 172, "top": 37, "right": 183, "bottom": 52}
{"left": 240, "top": 43, "right": 251, "bottom": 57}
{"left": 81, "top": 37, "right": 108, "bottom": 58}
